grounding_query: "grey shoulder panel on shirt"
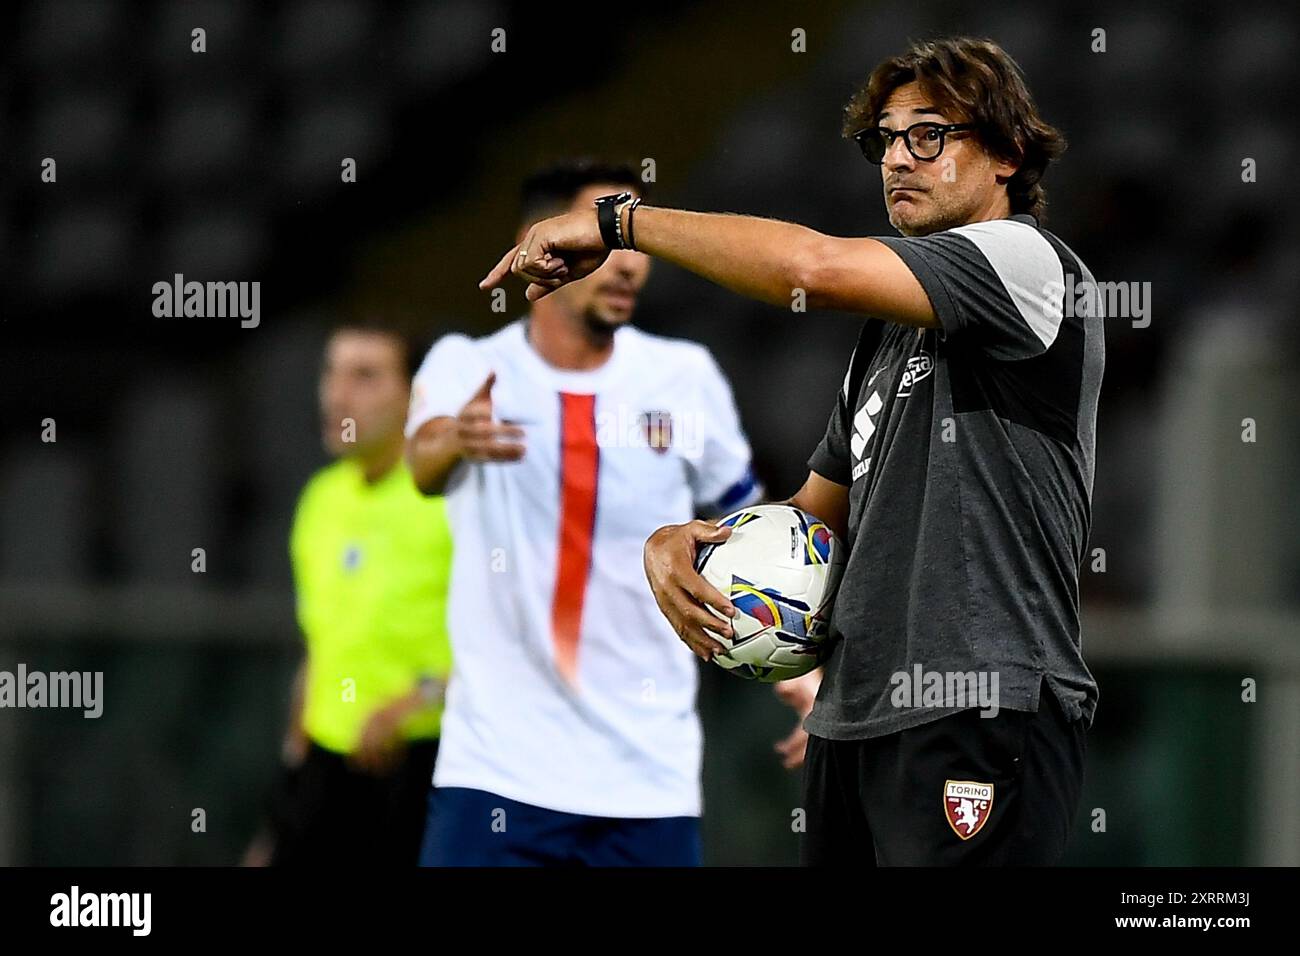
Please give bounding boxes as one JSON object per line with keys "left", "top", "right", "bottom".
{"left": 878, "top": 219, "right": 1068, "bottom": 361}
{"left": 946, "top": 218, "right": 1067, "bottom": 357}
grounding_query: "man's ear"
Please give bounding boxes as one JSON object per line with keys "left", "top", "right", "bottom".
{"left": 992, "top": 144, "right": 1023, "bottom": 185}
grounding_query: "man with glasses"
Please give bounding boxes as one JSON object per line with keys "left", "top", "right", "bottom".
{"left": 482, "top": 36, "right": 1103, "bottom": 866}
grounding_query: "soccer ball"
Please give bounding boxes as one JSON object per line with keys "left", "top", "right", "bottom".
{"left": 693, "top": 504, "right": 845, "bottom": 682}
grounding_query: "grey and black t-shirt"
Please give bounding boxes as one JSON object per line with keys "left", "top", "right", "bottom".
{"left": 805, "top": 213, "right": 1104, "bottom": 740}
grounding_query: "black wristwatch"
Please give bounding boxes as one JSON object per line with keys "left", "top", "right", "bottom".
{"left": 594, "top": 191, "right": 634, "bottom": 250}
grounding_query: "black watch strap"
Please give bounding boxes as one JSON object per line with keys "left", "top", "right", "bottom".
{"left": 594, "top": 191, "right": 633, "bottom": 249}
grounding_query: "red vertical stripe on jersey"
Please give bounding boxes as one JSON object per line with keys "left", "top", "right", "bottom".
{"left": 551, "top": 392, "right": 599, "bottom": 686}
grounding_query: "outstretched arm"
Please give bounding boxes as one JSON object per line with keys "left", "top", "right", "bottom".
{"left": 481, "top": 203, "right": 937, "bottom": 329}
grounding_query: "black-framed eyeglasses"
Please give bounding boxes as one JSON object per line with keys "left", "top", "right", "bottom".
{"left": 852, "top": 122, "right": 978, "bottom": 164}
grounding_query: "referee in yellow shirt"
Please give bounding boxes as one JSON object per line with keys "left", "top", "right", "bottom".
{"left": 265, "top": 318, "right": 453, "bottom": 866}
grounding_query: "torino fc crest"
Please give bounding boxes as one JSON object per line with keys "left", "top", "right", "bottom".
{"left": 944, "top": 779, "right": 994, "bottom": 839}
{"left": 639, "top": 410, "right": 673, "bottom": 454}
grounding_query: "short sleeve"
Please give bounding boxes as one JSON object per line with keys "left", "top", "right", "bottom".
{"left": 405, "top": 334, "right": 491, "bottom": 438}
{"left": 875, "top": 218, "right": 1067, "bottom": 360}
{"left": 686, "top": 348, "right": 762, "bottom": 514}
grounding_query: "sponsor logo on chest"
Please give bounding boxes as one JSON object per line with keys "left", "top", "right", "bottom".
{"left": 848, "top": 349, "right": 934, "bottom": 482}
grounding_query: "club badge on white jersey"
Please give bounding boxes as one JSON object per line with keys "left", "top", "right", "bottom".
{"left": 405, "top": 319, "right": 760, "bottom": 818}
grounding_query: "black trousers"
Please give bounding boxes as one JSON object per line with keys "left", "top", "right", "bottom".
{"left": 269, "top": 739, "right": 439, "bottom": 867}
{"left": 801, "top": 680, "right": 1086, "bottom": 865}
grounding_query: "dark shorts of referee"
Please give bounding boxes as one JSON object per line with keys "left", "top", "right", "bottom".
{"left": 268, "top": 738, "right": 438, "bottom": 867}
{"left": 419, "top": 786, "right": 701, "bottom": 867}
{"left": 801, "top": 677, "right": 1087, "bottom": 866}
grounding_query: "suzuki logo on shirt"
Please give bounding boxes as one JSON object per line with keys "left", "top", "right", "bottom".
{"left": 850, "top": 391, "right": 883, "bottom": 481}
{"left": 849, "top": 350, "right": 934, "bottom": 482}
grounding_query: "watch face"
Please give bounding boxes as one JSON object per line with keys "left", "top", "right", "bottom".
{"left": 595, "top": 191, "right": 632, "bottom": 206}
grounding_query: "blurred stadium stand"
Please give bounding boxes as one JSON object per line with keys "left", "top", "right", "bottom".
{"left": 1, "top": 0, "right": 1298, "bottom": 864}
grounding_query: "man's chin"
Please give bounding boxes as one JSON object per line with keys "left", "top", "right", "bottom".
{"left": 892, "top": 211, "right": 949, "bottom": 238}
{"left": 322, "top": 434, "right": 360, "bottom": 458}
{"left": 584, "top": 308, "right": 631, "bottom": 335}
{"left": 889, "top": 204, "right": 926, "bottom": 236}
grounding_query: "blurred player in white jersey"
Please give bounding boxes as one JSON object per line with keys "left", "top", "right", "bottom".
{"left": 406, "top": 160, "right": 760, "bottom": 866}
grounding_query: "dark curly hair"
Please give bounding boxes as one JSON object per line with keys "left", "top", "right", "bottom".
{"left": 842, "top": 37, "right": 1066, "bottom": 221}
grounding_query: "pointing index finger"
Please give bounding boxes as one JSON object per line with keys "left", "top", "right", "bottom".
{"left": 480, "top": 243, "right": 522, "bottom": 290}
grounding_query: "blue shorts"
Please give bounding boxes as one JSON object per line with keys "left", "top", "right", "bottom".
{"left": 419, "top": 786, "right": 701, "bottom": 867}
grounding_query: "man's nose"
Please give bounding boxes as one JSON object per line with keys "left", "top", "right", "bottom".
{"left": 608, "top": 249, "right": 643, "bottom": 278}
{"left": 884, "top": 134, "right": 915, "bottom": 171}
{"left": 321, "top": 379, "right": 350, "bottom": 410}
